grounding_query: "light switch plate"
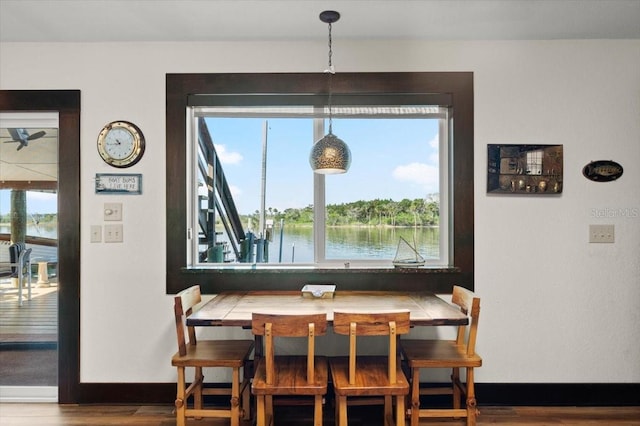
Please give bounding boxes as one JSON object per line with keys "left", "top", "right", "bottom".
{"left": 104, "top": 224, "right": 123, "bottom": 243}
{"left": 589, "top": 224, "right": 615, "bottom": 243}
{"left": 104, "top": 202, "right": 122, "bottom": 221}
{"left": 90, "top": 225, "right": 102, "bottom": 243}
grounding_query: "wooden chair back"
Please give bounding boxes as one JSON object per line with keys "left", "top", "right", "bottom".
{"left": 333, "top": 311, "right": 410, "bottom": 385}
{"left": 451, "top": 285, "right": 481, "bottom": 356}
{"left": 174, "top": 285, "right": 202, "bottom": 356}
{"left": 252, "top": 313, "right": 328, "bottom": 385}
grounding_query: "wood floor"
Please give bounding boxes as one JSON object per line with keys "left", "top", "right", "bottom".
{"left": 0, "top": 404, "right": 639, "bottom": 425}
{"left": 1, "top": 281, "right": 638, "bottom": 424}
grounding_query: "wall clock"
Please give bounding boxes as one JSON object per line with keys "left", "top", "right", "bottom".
{"left": 97, "top": 120, "right": 145, "bottom": 168}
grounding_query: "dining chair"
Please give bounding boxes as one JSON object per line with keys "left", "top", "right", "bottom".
{"left": 171, "top": 285, "right": 254, "bottom": 426}
{"left": 400, "top": 285, "right": 482, "bottom": 426}
{"left": 330, "top": 311, "right": 411, "bottom": 426}
{"left": 251, "top": 312, "right": 329, "bottom": 426}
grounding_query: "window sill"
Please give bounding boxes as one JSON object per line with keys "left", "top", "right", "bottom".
{"left": 182, "top": 265, "right": 460, "bottom": 274}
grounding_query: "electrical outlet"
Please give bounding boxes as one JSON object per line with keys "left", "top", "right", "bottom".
{"left": 90, "top": 225, "right": 102, "bottom": 243}
{"left": 104, "top": 224, "right": 123, "bottom": 243}
{"left": 589, "top": 224, "right": 615, "bottom": 243}
{"left": 104, "top": 202, "right": 122, "bottom": 221}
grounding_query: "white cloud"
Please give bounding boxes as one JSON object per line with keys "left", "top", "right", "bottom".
{"left": 427, "top": 135, "right": 439, "bottom": 164}
{"left": 27, "top": 191, "right": 56, "bottom": 202}
{"left": 229, "top": 184, "right": 242, "bottom": 200}
{"left": 428, "top": 134, "right": 439, "bottom": 149}
{"left": 392, "top": 162, "right": 438, "bottom": 191}
{"left": 215, "top": 144, "right": 243, "bottom": 164}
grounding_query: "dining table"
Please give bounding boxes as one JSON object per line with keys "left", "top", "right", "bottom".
{"left": 187, "top": 290, "right": 468, "bottom": 357}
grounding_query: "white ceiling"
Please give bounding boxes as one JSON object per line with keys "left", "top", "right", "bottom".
{"left": 1, "top": 0, "right": 639, "bottom": 43}
{"left": 0, "top": 128, "right": 58, "bottom": 184}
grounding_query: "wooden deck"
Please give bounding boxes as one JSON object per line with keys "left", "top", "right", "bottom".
{"left": 0, "top": 281, "right": 57, "bottom": 342}
{"left": 0, "top": 239, "right": 58, "bottom": 343}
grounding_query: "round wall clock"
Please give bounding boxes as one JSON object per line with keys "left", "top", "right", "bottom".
{"left": 97, "top": 120, "right": 145, "bottom": 168}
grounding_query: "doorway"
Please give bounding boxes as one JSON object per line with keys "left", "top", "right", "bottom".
{"left": 0, "top": 113, "right": 59, "bottom": 401}
{"left": 0, "top": 90, "right": 81, "bottom": 404}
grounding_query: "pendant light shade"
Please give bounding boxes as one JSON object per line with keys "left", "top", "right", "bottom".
{"left": 309, "top": 131, "right": 351, "bottom": 174}
{"left": 310, "top": 10, "right": 351, "bottom": 174}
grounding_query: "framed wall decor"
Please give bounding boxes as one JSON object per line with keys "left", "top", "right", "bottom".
{"left": 487, "top": 144, "right": 563, "bottom": 194}
{"left": 95, "top": 173, "right": 142, "bottom": 194}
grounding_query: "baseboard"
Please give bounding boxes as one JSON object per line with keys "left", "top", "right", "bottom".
{"left": 477, "top": 383, "right": 640, "bottom": 406}
{"left": 71, "top": 382, "right": 640, "bottom": 406}
{"left": 0, "top": 386, "right": 57, "bottom": 403}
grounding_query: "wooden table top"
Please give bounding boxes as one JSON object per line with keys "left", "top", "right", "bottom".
{"left": 187, "top": 290, "right": 468, "bottom": 327}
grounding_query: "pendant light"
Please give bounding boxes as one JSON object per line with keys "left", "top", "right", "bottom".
{"left": 309, "top": 10, "right": 351, "bottom": 174}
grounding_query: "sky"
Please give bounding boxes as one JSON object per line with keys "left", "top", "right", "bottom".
{"left": 0, "top": 116, "right": 440, "bottom": 217}
{"left": 205, "top": 116, "right": 440, "bottom": 215}
{"left": 0, "top": 190, "right": 57, "bottom": 215}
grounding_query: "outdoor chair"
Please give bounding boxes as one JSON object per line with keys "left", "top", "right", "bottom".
{"left": 8, "top": 242, "right": 32, "bottom": 306}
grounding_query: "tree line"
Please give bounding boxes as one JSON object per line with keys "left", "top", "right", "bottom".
{"left": 0, "top": 212, "right": 57, "bottom": 225}
{"left": 244, "top": 197, "right": 439, "bottom": 227}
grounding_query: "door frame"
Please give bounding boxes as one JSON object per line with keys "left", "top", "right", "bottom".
{"left": 0, "top": 90, "right": 81, "bottom": 403}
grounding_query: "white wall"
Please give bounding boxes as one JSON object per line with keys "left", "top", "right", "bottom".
{"left": 1, "top": 39, "right": 639, "bottom": 384}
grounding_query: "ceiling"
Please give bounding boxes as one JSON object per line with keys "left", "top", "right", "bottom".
{"left": 0, "top": 1, "right": 637, "bottom": 187}
{"left": 0, "top": 128, "right": 58, "bottom": 187}
{"left": 1, "top": 0, "right": 639, "bottom": 43}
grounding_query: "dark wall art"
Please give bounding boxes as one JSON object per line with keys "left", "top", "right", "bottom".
{"left": 487, "top": 144, "right": 563, "bottom": 194}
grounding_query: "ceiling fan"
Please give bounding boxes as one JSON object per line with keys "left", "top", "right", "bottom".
{"left": 2, "top": 128, "right": 47, "bottom": 151}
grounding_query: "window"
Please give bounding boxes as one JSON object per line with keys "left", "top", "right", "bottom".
{"left": 166, "top": 73, "right": 474, "bottom": 294}
{"left": 187, "top": 104, "right": 448, "bottom": 268}
{"left": 526, "top": 149, "right": 543, "bottom": 175}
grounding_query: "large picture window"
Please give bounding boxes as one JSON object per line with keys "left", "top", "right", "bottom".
{"left": 188, "top": 104, "right": 449, "bottom": 268}
{"left": 167, "top": 73, "right": 473, "bottom": 294}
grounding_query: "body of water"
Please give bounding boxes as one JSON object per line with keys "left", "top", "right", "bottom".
{"left": 246, "top": 226, "right": 439, "bottom": 264}
{"left": 0, "top": 224, "right": 57, "bottom": 239}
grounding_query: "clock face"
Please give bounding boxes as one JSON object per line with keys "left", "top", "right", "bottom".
{"left": 97, "top": 121, "right": 145, "bottom": 168}
{"left": 104, "top": 127, "right": 135, "bottom": 159}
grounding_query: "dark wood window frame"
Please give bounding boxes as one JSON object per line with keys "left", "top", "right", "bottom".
{"left": 166, "top": 72, "right": 474, "bottom": 294}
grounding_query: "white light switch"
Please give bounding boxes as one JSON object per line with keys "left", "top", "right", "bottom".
{"left": 589, "top": 224, "right": 615, "bottom": 243}
{"left": 90, "top": 225, "right": 102, "bottom": 243}
{"left": 104, "top": 224, "right": 123, "bottom": 243}
{"left": 104, "top": 203, "right": 123, "bottom": 221}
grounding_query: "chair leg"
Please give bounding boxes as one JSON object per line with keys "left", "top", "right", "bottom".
{"left": 410, "top": 367, "right": 420, "bottom": 426}
{"left": 384, "top": 395, "right": 392, "bottom": 424}
{"left": 242, "top": 377, "right": 251, "bottom": 420}
{"left": 230, "top": 367, "right": 240, "bottom": 426}
{"left": 256, "top": 395, "right": 266, "bottom": 426}
{"left": 337, "top": 395, "right": 348, "bottom": 426}
{"left": 466, "top": 368, "right": 478, "bottom": 426}
{"left": 194, "top": 367, "right": 204, "bottom": 419}
{"left": 314, "top": 394, "right": 323, "bottom": 426}
{"left": 18, "top": 271, "right": 23, "bottom": 307}
{"left": 396, "top": 395, "right": 406, "bottom": 426}
{"left": 27, "top": 268, "right": 31, "bottom": 301}
{"left": 452, "top": 367, "right": 461, "bottom": 411}
{"left": 266, "top": 395, "right": 274, "bottom": 426}
{"left": 175, "top": 367, "right": 186, "bottom": 426}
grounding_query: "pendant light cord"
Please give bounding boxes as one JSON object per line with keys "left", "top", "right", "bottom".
{"left": 326, "top": 21, "right": 334, "bottom": 134}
